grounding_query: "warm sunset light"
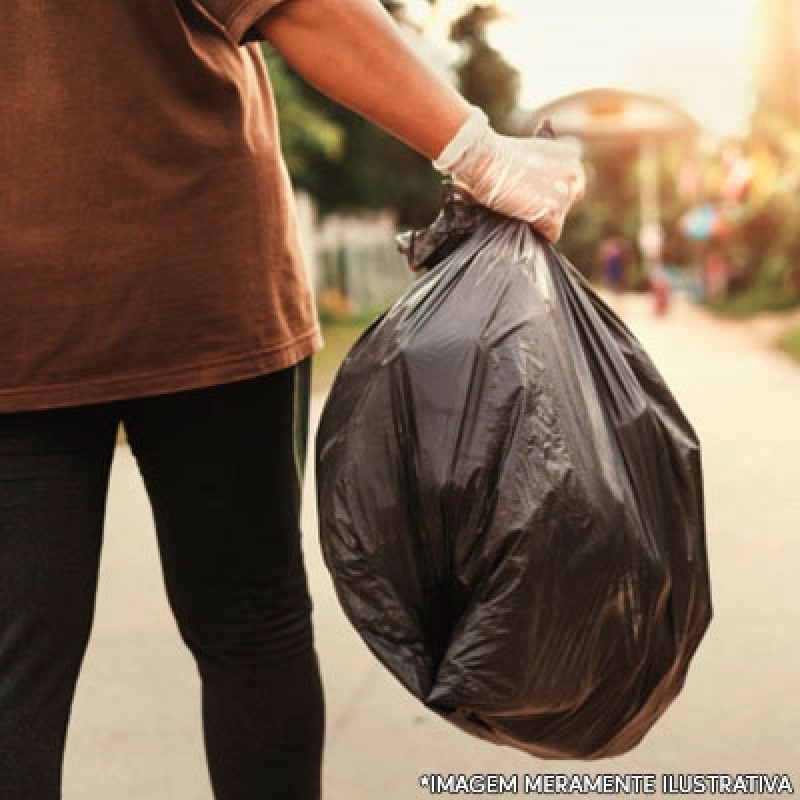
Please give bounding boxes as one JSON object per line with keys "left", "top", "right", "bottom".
{"left": 492, "top": 0, "right": 760, "bottom": 136}
{"left": 406, "top": 0, "right": 760, "bottom": 137}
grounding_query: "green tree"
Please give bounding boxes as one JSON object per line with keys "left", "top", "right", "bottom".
{"left": 279, "top": 83, "right": 444, "bottom": 226}
{"left": 262, "top": 2, "right": 445, "bottom": 226}
{"left": 450, "top": 4, "right": 519, "bottom": 133}
{"left": 264, "top": 1, "right": 521, "bottom": 225}
{"left": 557, "top": 141, "right": 642, "bottom": 280}
{"left": 263, "top": 52, "right": 345, "bottom": 187}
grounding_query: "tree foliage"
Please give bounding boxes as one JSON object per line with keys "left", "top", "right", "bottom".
{"left": 557, "top": 141, "right": 642, "bottom": 279}
{"left": 450, "top": 5, "right": 519, "bottom": 133}
{"left": 264, "top": 45, "right": 443, "bottom": 226}
{"left": 263, "top": 1, "right": 520, "bottom": 224}
{"left": 264, "top": 53, "right": 345, "bottom": 184}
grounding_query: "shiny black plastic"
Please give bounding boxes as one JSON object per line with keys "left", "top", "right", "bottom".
{"left": 315, "top": 191, "right": 712, "bottom": 759}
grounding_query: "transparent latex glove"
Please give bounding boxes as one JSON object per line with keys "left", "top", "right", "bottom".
{"left": 433, "top": 107, "right": 586, "bottom": 242}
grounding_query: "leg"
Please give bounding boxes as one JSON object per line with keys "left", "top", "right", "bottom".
{"left": 122, "top": 363, "right": 323, "bottom": 800}
{"left": 0, "top": 405, "right": 118, "bottom": 799}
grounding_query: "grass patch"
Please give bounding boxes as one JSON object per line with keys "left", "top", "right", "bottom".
{"left": 311, "top": 312, "right": 381, "bottom": 393}
{"left": 710, "top": 287, "right": 800, "bottom": 319}
{"left": 777, "top": 327, "right": 800, "bottom": 365}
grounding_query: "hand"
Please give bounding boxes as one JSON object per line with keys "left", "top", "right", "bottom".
{"left": 433, "top": 108, "right": 586, "bottom": 242}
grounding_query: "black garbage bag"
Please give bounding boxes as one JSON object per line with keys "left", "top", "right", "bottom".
{"left": 315, "top": 188, "right": 712, "bottom": 760}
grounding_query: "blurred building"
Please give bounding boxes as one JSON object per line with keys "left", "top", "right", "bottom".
{"left": 751, "top": 0, "right": 800, "bottom": 126}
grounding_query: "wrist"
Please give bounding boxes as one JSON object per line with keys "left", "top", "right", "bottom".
{"left": 433, "top": 106, "right": 490, "bottom": 174}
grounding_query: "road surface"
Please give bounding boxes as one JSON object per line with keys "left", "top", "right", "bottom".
{"left": 63, "top": 295, "right": 800, "bottom": 798}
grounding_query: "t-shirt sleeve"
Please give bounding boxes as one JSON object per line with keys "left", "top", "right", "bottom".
{"left": 195, "top": 0, "right": 292, "bottom": 45}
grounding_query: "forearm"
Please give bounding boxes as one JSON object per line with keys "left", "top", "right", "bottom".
{"left": 256, "top": 0, "right": 471, "bottom": 160}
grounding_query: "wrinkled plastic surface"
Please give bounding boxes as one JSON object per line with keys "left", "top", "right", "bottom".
{"left": 315, "top": 190, "right": 712, "bottom": 760}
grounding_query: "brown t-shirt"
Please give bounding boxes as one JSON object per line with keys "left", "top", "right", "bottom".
{"left": 0, "top": 0, "right": 322, "bottom": 413}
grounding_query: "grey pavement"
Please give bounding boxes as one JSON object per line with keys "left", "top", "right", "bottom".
{"left": 63, "top": 294, "right": 800, "bottom": 798}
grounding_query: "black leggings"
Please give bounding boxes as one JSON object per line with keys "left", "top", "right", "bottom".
{"left": 0, "top": 364, "right": 324, "bottom": 799}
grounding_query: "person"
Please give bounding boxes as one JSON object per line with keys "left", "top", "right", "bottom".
{"left": 605, "top": 238, "right": 627, "bottom": 294}
{"left": 0, "top": 1, "right": 584, "bottom": 798}
{"left": 704, "top": 249, "right": 730, "bottom": 303}
{"left": 650, "top": 263, "right": 672, "bottom": 317}
{"left": 598, "top": 236, "right": 627, "bottom": 314}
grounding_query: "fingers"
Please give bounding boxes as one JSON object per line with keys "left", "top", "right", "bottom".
{"left": 490, "top": 137, "right": 583, "bottom": 240}
{"left": 432, "top": 107, "right": 586, "bottom": 242}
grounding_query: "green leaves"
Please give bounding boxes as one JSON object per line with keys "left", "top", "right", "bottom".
{"left": 263, "top": 2, "right": 521, "bottom": 225}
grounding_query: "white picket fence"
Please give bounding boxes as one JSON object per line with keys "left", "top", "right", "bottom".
{"left": 295, "top": 191, "right": 414, "bottom": 316}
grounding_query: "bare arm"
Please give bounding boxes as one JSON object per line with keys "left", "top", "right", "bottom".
{"left": 256, "top": 0, "right": 472, "bottom": 160}
{"left": 257, "top": 0, "right": 585, "bottom": 239}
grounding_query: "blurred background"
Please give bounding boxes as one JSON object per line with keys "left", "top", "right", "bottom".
{"left": 263, "top": 0, "right": 800, "bottom": 381}
{"left": 64, "top": 2, "right": 800, "bottom": 796}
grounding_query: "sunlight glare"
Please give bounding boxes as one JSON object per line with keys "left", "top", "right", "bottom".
{"left": 491, "top": 0, "right": 759, "bottom": 136}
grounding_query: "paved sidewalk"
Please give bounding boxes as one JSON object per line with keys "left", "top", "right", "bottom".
{"left": 64, "top": 295, "right": 800, "bottom": 798}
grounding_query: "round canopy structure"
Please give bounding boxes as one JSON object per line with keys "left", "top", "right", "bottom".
{"left": 529, "top": 88, "right": 702, "bottom": 267}
{"left": 529, "top": 88, "right": 700, "bottom": 141}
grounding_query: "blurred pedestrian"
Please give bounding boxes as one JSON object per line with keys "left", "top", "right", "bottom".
{"left": 604, "top": 237, "right": 627, "bottom": 293}
{"left": 0, "top": 2, "right": 584, "bottom": 798}
{"left": 704, "top": 250, "right": 730, "bottom": 303}
{"left": 598, "top": 236, "right": 628, "bottom": 314}
{"left": 650, "top": 264, "right": 672, "bottom": 317}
